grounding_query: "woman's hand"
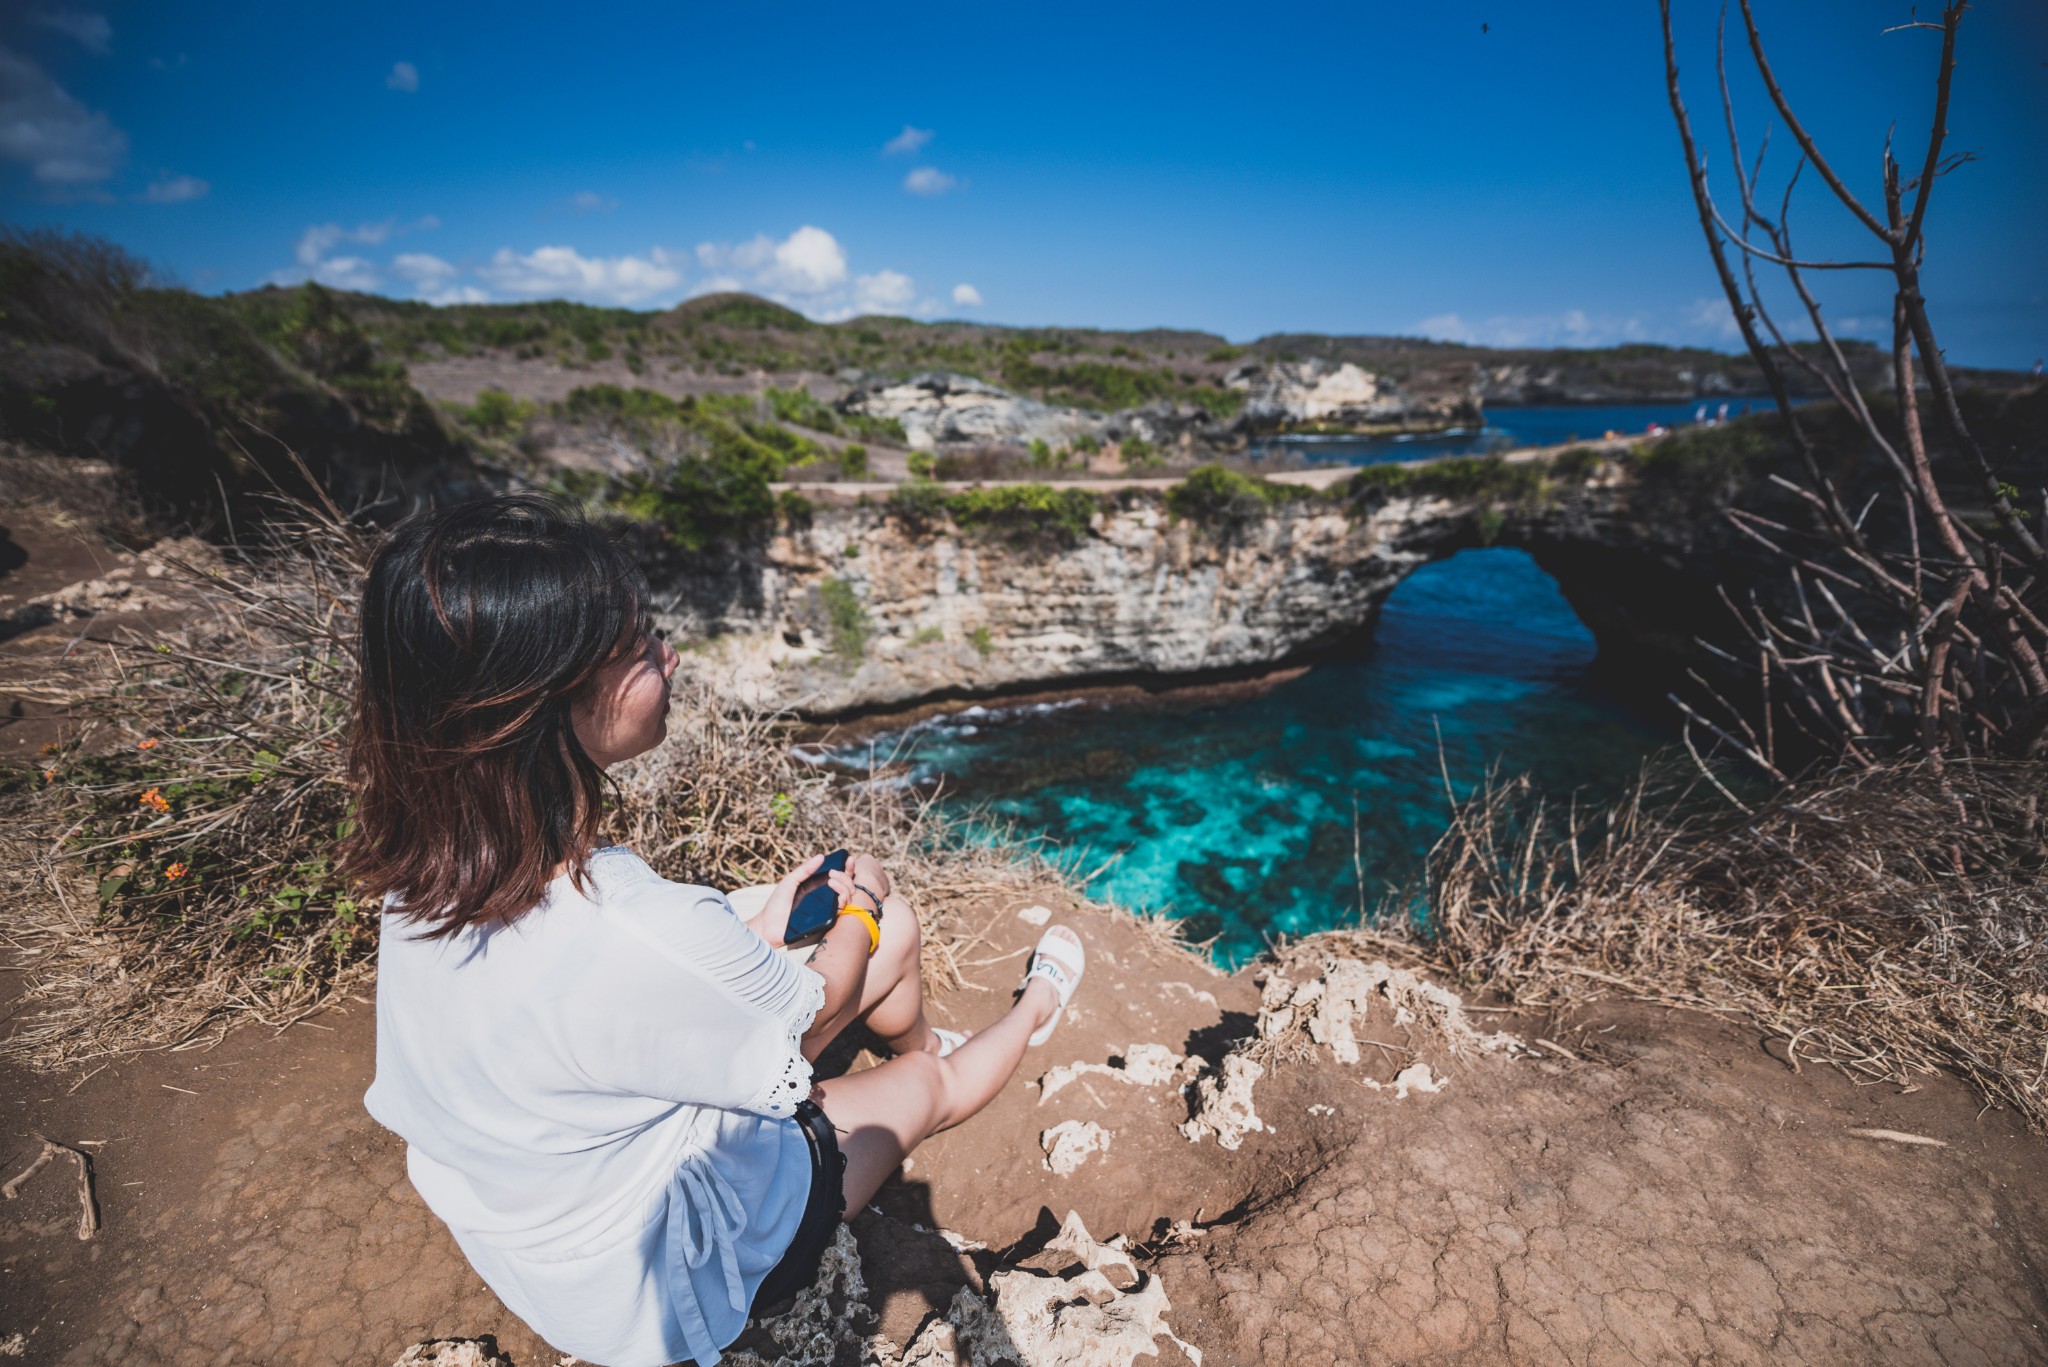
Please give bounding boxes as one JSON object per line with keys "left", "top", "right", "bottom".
{"left": 749, "top": 852, "right": 827, "bottom": 949}
{"left": 826, "top": 853, "right": 892, "bottom": 914}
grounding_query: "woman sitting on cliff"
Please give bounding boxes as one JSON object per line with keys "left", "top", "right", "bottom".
{"left": 346, "top": 495, "right": 1085, "bottom": 1367}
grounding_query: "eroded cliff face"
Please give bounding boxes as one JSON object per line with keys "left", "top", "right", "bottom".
{"left": 1233, "top": 358, "right": 1479, "bottom": 434}
{"left": 649, "top": 465, "right": 1745, "bottom": 718}
{"left": 836, "top": 360, "right": 1476, "bottom": 457}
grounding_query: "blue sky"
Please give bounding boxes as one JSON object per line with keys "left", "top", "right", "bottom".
{"left": 3, "top": 1, "right": 2043, "bottom": 366}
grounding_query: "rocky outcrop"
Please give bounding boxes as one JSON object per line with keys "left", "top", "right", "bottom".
{"left": 836, "top": 361, "right": 1477, "bottom": 454}
{"left": 838, "top": 373, "right": 1104, "bottom": 452}
{"left": 1230, "top": 358, "right": 1479, "bottom": 434}
{"left": 653, "top": 453, "right": 1759, "bottom": 718}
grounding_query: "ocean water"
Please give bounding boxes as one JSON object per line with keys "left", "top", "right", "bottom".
{"left": 1248, "top": 399, "right": 1768, "bottom": 468}
{"left": 827, "top": 549, "right": 1670, "bottom": 967}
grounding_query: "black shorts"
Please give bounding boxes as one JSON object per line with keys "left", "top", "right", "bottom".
{"left": 749, "top": 1098, "right": 846, "bottom": 1315}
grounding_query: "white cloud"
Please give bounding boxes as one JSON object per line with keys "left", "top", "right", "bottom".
{"left": 138, "top": 172, "right": 207, "bottom": 203}
{"left": 950, "top": 282, "right": 983, "bottom": 307}
{"left": 476, "top": 244, "right": 684, "bottom": 305}
{"left": 271, "top": 216, "right": 439, "bottom": 289}
{"left": 296, "top": 220, "right": 388, "bottom": 267}
{"left": 386, "top": 61, "right": 419, "bottom": 93}
{"left": 1684, "top": 296, "right": 1743, "bottom": 341}
{"left": 0, "top": 44, "right": 127, "bottom": 188}
{"left": 1416, "top": 309, "right": 1648, "bottom": 349}
{"left": 390, "top": 252, "right": 457, "bottom": 287}
{"left": 691, "top": 224, "right": 936, "bottom": 322}
{"left": 696, "top": 224, "right": 848, "bottom": 295}
{"left": 35, "top": 11, "right": 112, "bottom": 55}
{"left": 424, "top": 283, "right": 490, "bottom": 305}
{"left": 883, "top": 124, "right": 933, "bottom": 157}
{"left": 566, "top": 190, "right": 616, "bottom": 215}
{"left": 902, "top": 166, "right": 956, "bottom": 197}
{"left": 854, "top": 270, "right": 916, "bottom": 314}
{"left": 310, "top": 256, "right": 382, "bottom": 291}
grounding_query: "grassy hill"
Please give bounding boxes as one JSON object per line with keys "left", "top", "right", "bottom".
{"left": 304, "top": 286, "right": 1886, "bottom": 412}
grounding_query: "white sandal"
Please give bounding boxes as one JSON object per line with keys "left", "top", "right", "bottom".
{"left": 1020, "top": 928, "right": 1086, "bottom": 1047}
{"left": 933, "top": 1027, "right": 969, "bottom": 1057}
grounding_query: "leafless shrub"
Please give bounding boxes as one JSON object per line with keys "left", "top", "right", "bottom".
{"left": 1390, "top": 761, "right": 2048, "bottom": 1128}
{"left": 1661, "top": 2, "right": 2048, "bottom": 769}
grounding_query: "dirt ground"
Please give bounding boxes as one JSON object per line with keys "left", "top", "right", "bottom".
{"left": 4, "top": 508, "right": 2047, "bottom": 1366}
{"left": 4, "top": 879, "right": 2046, "bottom": 1367}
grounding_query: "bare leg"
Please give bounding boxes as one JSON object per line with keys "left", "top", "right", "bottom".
{"left": 814, "top": 971, "right": 1062, "bottom": 1217}
{"left": 800, "top": 892, "right": 940, "bottom": 1061}
{"left": 855, "top": 894, "right": 937, "bottom": 1057}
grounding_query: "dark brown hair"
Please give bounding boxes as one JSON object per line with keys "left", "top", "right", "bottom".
{"left": 341, "top": 494, "right": 648, "bottom": 936}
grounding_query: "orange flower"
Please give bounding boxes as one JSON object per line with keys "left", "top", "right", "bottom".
{"left": 138, "top": 787, "right": 170, "bottom": 814}
{"left": 137, "top": 738, "right": 160, "bottom": 750}
{"left": 42, "top": 768, "right": 58, "bottom": 784}
{"left": 165, "top": 862, "right": 189, "bottom": 880}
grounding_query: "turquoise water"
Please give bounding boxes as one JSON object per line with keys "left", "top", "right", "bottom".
{"left": 1248, "top": 399, "right": 1771, "bottom": 467}
{"left": 829, "top": 549, "right": 1669, "bottom": 966}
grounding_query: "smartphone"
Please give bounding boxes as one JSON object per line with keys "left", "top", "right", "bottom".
{"left": 781, "top": 849, "right": 850, "bottom": 949}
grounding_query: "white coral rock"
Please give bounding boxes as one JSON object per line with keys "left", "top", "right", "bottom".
{"left": 1041, "top": 1119, "right": 1112, "bottom": 1175}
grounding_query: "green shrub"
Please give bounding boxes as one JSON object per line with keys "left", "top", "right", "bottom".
{"left": 1205, "top": 344, "right": 1246, "bottom": 363}
{"left": 1630, "top": 419, "right": 1782, "bottom": 501}
{"left": 1164, "top": 463, "right": 1303, "bottom": 528}
{"left": 946, "top": 484, "right": 1100, "bottom": 544}
{"left": 907, "top": 451, "right": 936, "bottom": 478}
{"left": 1029, "top": 438, "right": 1054, "bottom": 469}
{"left": 1186, "top": 386, "right": 1246, "bottom": 419}
{"left": 838, "top": 444, "right": 870, "bottom": 480}
{"left": 1340, "top": 456, "right": 1547, "bottom": 508}
{"left": 844, "top": 413, "right": 909, "bottom": 445}
{"left": 968, "top": 625, "right": 994, "bottom": 657}
{"left": 819, "top": 578, "right": 869, "bottom": 661}
{"left": 1121, "top": 436, "right": 1161, "bottom": 469}
{"left": 1553, "top": 446, "right": 1606, "bottom": 482}
{"left": 614, "top": 450, "right": 774, "bottom": 553}
{"left": 462, "top": 387, "right": 535, "bottom": 438}
{"left": 558, "top": 383, "right": 682, "bottom": 427}
{"left": 777, "top": 489, "right": 814, "bottom": 530}
{"left": 766, "top": 385, "right": 841, "bottom": 434}
{"left": 887, "top": 477, "right": 950, "bottom": 526}
{"left": 884, "top": 480, "right": 1100, "bottom": 544}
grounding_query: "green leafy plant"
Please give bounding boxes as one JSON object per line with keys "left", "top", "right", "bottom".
{"left": 819, "top": 577, "right": 870, "bottom": 663}
{"left": 1164, "top": 463, "right": 1305, "bottom": 529}
{"left": 776, "top": 489, "right": 814, "bottom": 530}
{"left": 945, "top": 484, "right": 1099, "bottom": 544}
{"left": 967, "top": 625, "right": 994, "bottom": 657}
{"left": 461, "top": 387, "right": 535, "bottom": 439}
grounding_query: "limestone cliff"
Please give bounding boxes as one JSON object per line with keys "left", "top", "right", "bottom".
{"left": 1230, "top": 358, "right": 1479, "bottom": 434}
{"left": 649, "top": 457, "right": 1751, "bottom": 718}
{"left": 836, "top": 360, "right": 1475, "bottom": 457}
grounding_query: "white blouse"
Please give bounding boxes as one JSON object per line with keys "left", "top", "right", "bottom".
{"left": 364, "top": 848, "right": 827, "bottom": 1367}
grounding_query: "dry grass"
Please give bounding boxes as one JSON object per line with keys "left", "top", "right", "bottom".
{"left": 1387, "top": 762, "right": 2048, "bottom": 1128}
{"left": 0, "top": 500, "right": 1070, "bottom": 1070}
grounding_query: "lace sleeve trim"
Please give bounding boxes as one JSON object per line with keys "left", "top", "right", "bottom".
{"left": 741, "top": 967, "right": 826, "bottom": 1120}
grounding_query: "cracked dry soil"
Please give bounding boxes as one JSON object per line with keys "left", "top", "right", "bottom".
{"left": 4, "top": 892, "right": 2046, "bottom": 1366}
